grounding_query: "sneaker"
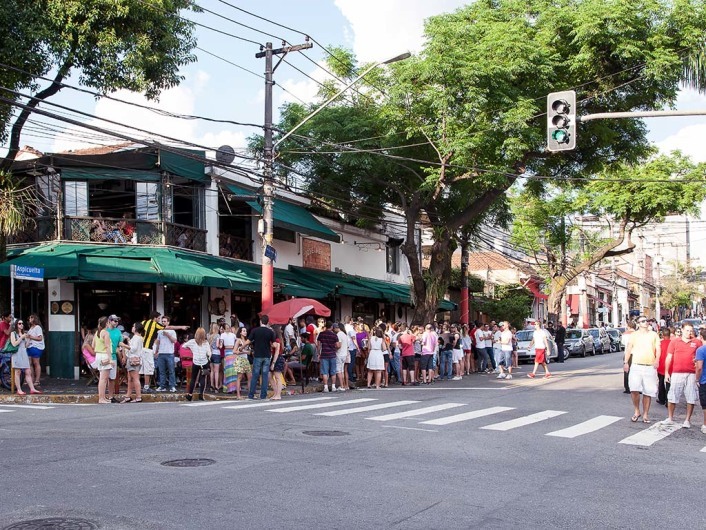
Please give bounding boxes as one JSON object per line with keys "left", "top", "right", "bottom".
{"left": 337, "top": 386, "right": 346, "bottom": 392}
{"left": 662, "top": 418, "right": 674, "bottom": 426}
{"left": 700, "top": 425, "right": 706, "bottom": 434}
{"left": 527, "top": 373, "right": 535, "bottom": 379}
{"left": 683, "top": 420, "right": 691, "bottom": 429}
{"left": 505, "top": 374, "right": 513, "bottom": 380}
{"left": 496, "top": 373, "right": 506, "bottom": 379}
{"left": 169, "top": 387, "right": 177, "bottom": 393}
{"left": 155, "top": 387, "right": 165, "bottom": 392}
{"left": 331, "top": 385, "right": 337, "bottom": 391}
{"left": 143, "top": 385, "right": 150, "bottom": 391}
{"left": 323, "top": 386, "right": 329, "bottom": 393}
{"left": 544, "top": 373, "right": 552, "bottom": 379}
{"left": 494, "top": 368, "right": 500, "bottom": 374}
{"left": 452, "top": 376, "right": 462, "bottom": 381}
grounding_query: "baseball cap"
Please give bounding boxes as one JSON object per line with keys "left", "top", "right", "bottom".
{"left": 108, "top": 314, "right": 120, "bottom": 322}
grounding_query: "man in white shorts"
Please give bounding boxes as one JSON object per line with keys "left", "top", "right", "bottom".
{"left": 498, "top": 321, "right": 514, "bottom": 380}
{"left": 663, "top": 323, "right": 699, "bottom": 428}
{"left": 333, "top": 322, "right": 348, "bottom": 391}
{"left": 624, "top": 316, "right": 660, "bottom": 423}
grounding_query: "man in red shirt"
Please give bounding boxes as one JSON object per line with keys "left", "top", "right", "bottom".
{"left": 0, "top": 312, "right": 11, "bottom": 351}
{"left": 657, "top": 328, "right": 672, "bottom": 406}
{"left": 397, "top": 324, "right": 419, "bottom": 386}
{"left": 663, "top": 324, "right": 699, "bottom": 427}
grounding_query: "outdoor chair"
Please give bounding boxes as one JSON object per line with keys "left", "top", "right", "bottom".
{"left": 81, "top": 351, "right": 99, "bottom": 386}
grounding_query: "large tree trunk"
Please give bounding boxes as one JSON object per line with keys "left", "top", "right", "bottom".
{"left": 415, "top": 235, "right": 454, "bottom": 324}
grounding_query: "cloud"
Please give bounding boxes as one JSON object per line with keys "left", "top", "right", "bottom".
{"left": 334, "top": 0, "right": 466, "bottom": 62}
{"left": 656, "top": 123, "right": 706, "bottom": 163}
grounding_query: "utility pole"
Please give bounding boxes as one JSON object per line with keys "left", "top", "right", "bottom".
{"left": 460, "top": 236, "right": 469, "bottom": 326}
{"left": 256, "top": 40, "right": 312, "bottom": 312}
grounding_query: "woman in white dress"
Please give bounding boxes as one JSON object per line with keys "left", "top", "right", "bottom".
{"left": 119, "top": 322, "right": 144, "bottom": 403}
{"left": 366, "top": 328, "right": 388, "bottom": 389}
{"left": 8, "top": 320, "right": 40, "bottom": 395}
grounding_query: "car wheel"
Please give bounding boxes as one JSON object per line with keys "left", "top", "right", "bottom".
{"left": 590, "top": 345, "right": 596, "bottom": 356}
{"left": 581, "top": 346, "right": 587, "bottom": 358}
{"left": 563, "top": 347, "right": 570, "bottom": 361}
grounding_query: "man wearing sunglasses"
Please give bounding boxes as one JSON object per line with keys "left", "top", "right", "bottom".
{"left": 624, "top": 316, "right": 661, "bottom": 423}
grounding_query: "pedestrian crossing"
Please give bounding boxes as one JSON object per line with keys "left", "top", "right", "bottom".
{"left": 188, "top": 395, "right": 706, "bottom": 452}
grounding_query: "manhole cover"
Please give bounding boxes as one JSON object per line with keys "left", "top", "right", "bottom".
{"left": 302, "top": 430, "right": 350, "bottom": 437}
{"left": 3, "top": 518, "right": 98, "bottom": 530}
{"left": 160, "top": 458, "right": 216, "bottom": 467}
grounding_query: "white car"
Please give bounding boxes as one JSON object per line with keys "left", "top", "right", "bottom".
{"left": 515, "top": 329, "right": 562, "bottom": 363}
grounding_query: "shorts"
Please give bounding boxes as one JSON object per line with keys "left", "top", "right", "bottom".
{"left": 420, "top": 354, "right": 434, "bottom": 371}
{"left": 26, "top": 347, "right": 43, "bottom": 358}
{"left": 126, "top": 356, "right": 142, "bottom": 372}
{"left": 628, "top": 364, "right": 658, "bottom": 398}
{"left": 210, "top": 354, "right": 222, "bottom": 365}
{"left": 667, "top": 372, "right": 698, "bottom": 404}
{"left": 95, "top": 354, "right": 117, "bottom": 379}
{"left": 402, "top": 356, "right": 416, "bottom": 371}
{"left": 699, "top": 384, "right": 706, "bottom": 408}
{"left": 452, "top": 349, "right": 464, "bottom": 363}
{"left": 320, "top": 357, "right": 337, "bottom": 377}
{"left": 534, "top": 349, "right": 546, "bottom": 364}
{"left": 383, "top": 353, "right": 390, "bottom": 363}
{"left": 496, "top": 349, "right": 512, "bottom": 368}
{"left": 140, "top": 348, "right": 155, "bottom": 376}
{"left": 336, "top": 354, "right": 347, "bottom": 374}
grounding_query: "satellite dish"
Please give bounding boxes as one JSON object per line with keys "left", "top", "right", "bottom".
{"left": 215, "top": 145, "right": 236, "bottom": 165}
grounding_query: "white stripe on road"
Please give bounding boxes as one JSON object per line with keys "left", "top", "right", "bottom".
{"left": 0, "top": 409, "right": 15, "bottom": 413}
{"left": 367, "top": 403, "right": 466, "bottom": 422}
{"left": 0, "top": 404, "right": 54, "bottom": 410}
{"left": 221, "top": 397, "right": 336, "bottom": 410}
{"left": 619, "top": 421, "right": 682, "bottom": 446}
{"left": 420, "top": 406, "right": 514, "bottom": 426}
{"left": 701, "top": 446, "right": 706, "bottom": 453}
{"left": 481, "top": 410, "right": 567, "bottom": 431}
{"left": 181, "top": 400, "right": 239, "bottom": 407}
{"left": 546, "top": 415, "right": 622, "bottom": 438}
{"left": 315, "top": 400, "right": 419, "bottom": 417}
{"left": 267, "top": 398, "right": 376, "bottom": 413}
{"left": 383, "top": 426, "right": 438, "bottom": 432}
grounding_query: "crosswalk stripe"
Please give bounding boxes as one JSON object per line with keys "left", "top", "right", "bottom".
{"left": 367, "top": 403, "right": 466, "bottom": 422}
{"left": 420, "top": 406, "right": 514, "bottom": 426}
{"left": 0, "top": 404, "right": 54, "bottom": 410}
{"left": 315, "top": 400, "right": 419, "bottom": 417}
{"left": 618, "top": 421, "right": 682, "bottom": 447}
{"left": 0, "top": 409, "right": 15, "bottom": 413}
{"left": 481, "top": 410, "right": 567, "bottom": 431}
{"left": 546, "top": 415, "right": 622, "bottom": 438}
{"left": 267, "top": 398, "right": 376, "bottom": 413}
{"left": 701, "top": 446, "right": 706, "bottom": 453}
{"left": 221, "top": 397, "right": 336, "bottom": 410}
{"left": 181, "top": 401, "right": 238, "bottom": 407}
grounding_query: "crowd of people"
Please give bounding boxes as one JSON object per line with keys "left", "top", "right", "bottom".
{"left": 0, "top": 311, "right": 45, "bottom": 395}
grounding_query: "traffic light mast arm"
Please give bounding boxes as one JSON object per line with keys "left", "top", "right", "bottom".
{"left": 578, "top": 109, "right": 706, "bottom": 122}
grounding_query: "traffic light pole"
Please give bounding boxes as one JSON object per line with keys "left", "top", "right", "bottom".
{"left": 578, "top": 108, "right": 706, "bottom": 122}
{"left": 256, "top": 41, "right": 312, "bottom": 312}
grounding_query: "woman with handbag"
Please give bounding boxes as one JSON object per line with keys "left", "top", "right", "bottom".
{"left": 233, "top": 326, "right": 252, "bottom": 399}
{"left": 207, "top": 323, "right": 221, "bottom": 393}
{"left": 94, "top": 316, "right": 114, "bottom": 404}
{"left": 119, "top": 322, "right": 144, "bottom": 403}
{"left": 366, "top": 328, "right": 387, "bottom": 389}
{"left": 8, "top": 320, "right": 41, "bottom": 395}
{"left": 184, "top": 327, "right": 211, "bottom": 401}
{"left": 25, "top": 313, "right": 45, "bottom": 388}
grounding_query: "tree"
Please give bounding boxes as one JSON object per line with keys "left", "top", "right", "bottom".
{"left": 482, "top": 284, "right": 533, "bottom": 330}
{"left": 0, "top": 0, "right": 198, "bottom": 166}
{"left": 256, "top": 0, "right": 706, "bottom": 323}
{"left": 660, "top": 262, "right": 703, "bottom": 320}
{"left": 511, "top": 151, "right": 706, "bottom": 321}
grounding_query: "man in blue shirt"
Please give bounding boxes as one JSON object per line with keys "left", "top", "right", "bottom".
{"left": 694, "top": 329, "right": 706, "bottom": 434}
{"left": 106, "top": 315, "right": 123, "bottom": 402}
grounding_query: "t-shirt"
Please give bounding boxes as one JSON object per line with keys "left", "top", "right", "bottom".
{"left": 483, "top": 330, "right": 493, "bottom": 349}
{"left": 317, "top": 329, "right": 339, "bottom": 359}
{"left": 667, "top": 338, "right": 699, "bottom": 374}
{"left": 107, "top": 327, "right": 123, "bottom": 359}
{"left": 141, "top": 319, "right": 164, "bottom": 350}
{"left": 628, "top": 330, "right": 660, "bottom": 365}
{"left": 220, "top": 332, "right": 236, "bottom": 349}
{"left": 398, "top": 333, "right": 415, "bottom": 357}
{"left": 658, "top": 338, "right": 671, "bottom": 375}
{"left": 301, "top": 342, "right": 315, "bottom": 365}
{"left": 248, "top": 326, "right": 276, "bottom": 358}
{"left": 421, "top": 331, "right": 437, "bottom": 354}
{"left": 501, "top": 329, "right": 513, "bottom": 351}
{"left": 533, "top": 329, "right": 548, "bottom": 350}
{"left": 336, "top": 330, "right": 348, "bottom": 358}
{"left": 28, "top": 325, "right": 45, "bottom": 349}
{"left": 0, "top": 320, "right": 10, "bottom": 350}
{"left": 474, "top": 328, "right": 485, "bottom": 348}
{"left": 155, "top": 329, "right": 177, "bottom": 354}
{"left": 306, "top": 323, "right": 317, "bottom": 344}
{"left": 695, "top": 345, "right": 706, "bottom": 385}
{"left": 440, "top": 332, "right": 453, "bottom": 351}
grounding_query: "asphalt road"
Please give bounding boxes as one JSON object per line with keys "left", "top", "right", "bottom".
{"left": 1, "top": 352, "right": 704, "bottom": 530}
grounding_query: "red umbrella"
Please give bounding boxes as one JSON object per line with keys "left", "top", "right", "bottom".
{"left": 259, "top": 298, "right": 331, "bottom": 325}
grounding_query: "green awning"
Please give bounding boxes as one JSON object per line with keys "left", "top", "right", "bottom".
{"left": 60, "top": 168, "right": 161, "bottom": 182}
{"left": 289, "top": 266, "right": 382, "bottom": 299}
{"left": 438, "top": 299, "right": 457, "bottom": 312}
{"left": 226, "top": 183, "right": 340, "bottom": 243}
{"left": 159, "top": 149, "right": 208, "bottom": 183}
{"left": 274, "top": 269, "right": 331, "bottom": 299}
{"left": 78, "top": 255, "right": 162, "bottom": 283}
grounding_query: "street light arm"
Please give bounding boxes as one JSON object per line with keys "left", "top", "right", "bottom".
{"left": 273, "top": 52, "right": 410, "bottom": 149}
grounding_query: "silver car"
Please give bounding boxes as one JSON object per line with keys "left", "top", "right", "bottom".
{"left": 565, "top": 328, "right": 596, "bottom": 358}
{"left": 515, "top": 329, "right": 561, "bottom": 363}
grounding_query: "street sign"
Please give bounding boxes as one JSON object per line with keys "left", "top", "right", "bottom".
{"left": 12, "top": 265, "right": 44, "bottom": 282}
{"left": 264, "top": 245, "right": 277, "bottom": 262}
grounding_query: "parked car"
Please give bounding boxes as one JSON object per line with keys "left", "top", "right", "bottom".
{"left": 606, "top": 328, "right": 623, "bottom": 351}
{"left": 564, "top": 328, "right": 595, "bottom": 358}
{"left": 587, "top": 327, "right": 612, "bottom": 354}
{"left": 515, "top": 329, "right": 564, "bottom": 363}
{"left": 679, "top": 318, "right": 702, "bottom": 330}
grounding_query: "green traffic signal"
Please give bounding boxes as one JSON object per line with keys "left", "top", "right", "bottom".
{"left": 552, "top": 129, "right": 570, "bottom": 143}
{"left": 547, "top": 90, "right": 577, "bottom": 151}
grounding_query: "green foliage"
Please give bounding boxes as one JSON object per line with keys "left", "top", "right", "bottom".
{"left": 660, "top": 261, "right": 703, "bottom": 312}
{"left": 448, "top": 268, "right": 485, "bottom": 292}
{"left": 482, "top": 284, "right": 533, "bottom": 329}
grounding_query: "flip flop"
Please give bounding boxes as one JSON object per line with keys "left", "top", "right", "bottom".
{"left": 643, "top": 418, "right": 651, "bottom": 424}
{"left": 631, "top": 414, "right": 641, "bottom": 422}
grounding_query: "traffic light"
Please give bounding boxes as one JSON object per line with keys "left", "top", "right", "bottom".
{"left": 547, "top": 90, "right": 576, "bottom": 152}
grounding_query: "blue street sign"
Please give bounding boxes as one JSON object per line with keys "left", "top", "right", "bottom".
{"left": 264, "top": 245, "right": 277, "bottom": 262}
{"left": 12, "top": 265, "right": 44, "bottom": 282}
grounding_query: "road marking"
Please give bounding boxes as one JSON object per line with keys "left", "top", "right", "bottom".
{"left": 267, "top": 398, "right": 376, "bottom": 413}
{"left": 383, "top": 425, "right": 438, "bottom": 433}
{"left": 701, "top": 446, "right": 706, "bottom": 453}
{"left": 481, "top": 410, "right": 567, "bottom": 431}
{"left": 0, "top": 409, "right": 15, "bottom": 413}
{"left": 367, "top": 403, "right": 466, "bottom": 422}
{"left": 0, "top": 404, "right": 54, "bottom": 410}
{"left": 315, "top": 400, "right": 419, "bottom": 417}
{"left": 181, "top": 400, "right": 240, "bottom": 407}
{"left": 618, "top": 421, "right": 682, "bottom": 447}
{"left": 394, "top": 387, "right": 509, "bottom": 390}
{"left": 546, "top": 415, "right": 623, "bottom": 438}
{"left": 221, "top": 397, "right": 336, "bottom": 410}
{"left": 420, "top": 406, "right": 514, "bottom": 426}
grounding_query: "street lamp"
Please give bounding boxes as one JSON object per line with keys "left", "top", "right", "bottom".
{"left": 259, "top": 50, "right": 411, "bottom": 312}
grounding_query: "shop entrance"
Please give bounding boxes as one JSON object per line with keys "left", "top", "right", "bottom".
{"left": 164, "top": 284, "right": 203, "bottom": 329}
{"left": 77, "top": 283, "right": 153, "bottom": 331}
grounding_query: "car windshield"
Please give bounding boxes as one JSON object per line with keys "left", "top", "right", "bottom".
{"left": 588, "top": 329, "right": 599, "bottom": 338}
{"left": 606, "top": 329, "right": 618, "bottom": 337}
{"left": 566, "top": 330, "right": 582, "bottom": 339}
{"left": 516, "top": 330, "right": 533, "bottom": 341}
